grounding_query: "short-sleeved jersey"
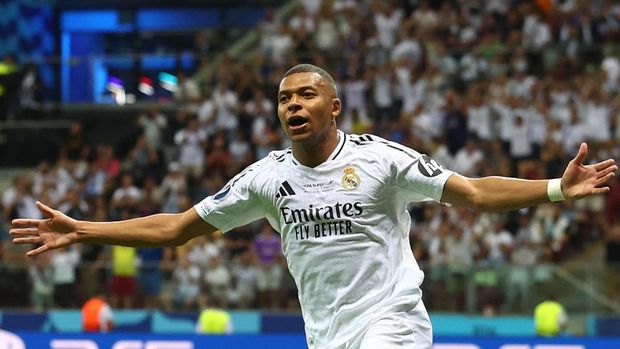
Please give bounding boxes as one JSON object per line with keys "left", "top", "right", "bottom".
{"left": 194, "top": 130, "right": 454, "bottom": 348}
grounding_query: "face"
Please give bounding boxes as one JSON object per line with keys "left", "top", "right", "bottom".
{"left": 277, "top": 72, "right": 341, "bottom": 144}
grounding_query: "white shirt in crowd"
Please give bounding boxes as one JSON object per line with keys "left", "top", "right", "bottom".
{"left": 175, "top": 128, "right": 207, "bottom": 169}
{"left": 372, "top": 69, "right": 393, "bottom": 108}
{"left": 343, "top": 79, "right": 369, "bottom": 120}
{"left": 582, "top": 101, "right": 611, "bottom": 141}
{"left": 212, "top": 87, "right": 239, "bottom": 131}
{"left": 484, "top": 229, "right": 514, "bottom": 264}
{"left": 522, "top": 14, "right": 551, "bottom": 49}
{"left": 374, "top": 7, "right": 403, "bottom": 49}
{"left": 510, "top": 116, "right": 533, "bottom": 158}
{"left": 51, "top": 247, "right": 80, "bottom": 285}
{"left": 467, "top": 103, "right": 493, "bottom": 140}
{"left": 452, "top": 145, "right": 484, "bottom": 176}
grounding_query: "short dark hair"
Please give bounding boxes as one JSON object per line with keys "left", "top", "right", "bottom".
{"left": 282, "top": 64, "right": 338, "bottom": 96}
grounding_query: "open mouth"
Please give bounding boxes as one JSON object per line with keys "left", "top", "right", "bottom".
{"left": 287, "top": 115, "right": 309, "bottom": 128}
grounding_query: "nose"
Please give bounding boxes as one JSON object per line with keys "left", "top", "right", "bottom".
{"left": 287, "top": 94, "right": 301, "bottom": 112}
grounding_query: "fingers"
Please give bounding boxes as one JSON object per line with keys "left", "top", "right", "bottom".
{"left": 572, "top": 143, "right": 588, "bottom": 166}
{"left": 36, "top": 201, "right": 57, "bottom": 218}
{"left": 596, "top": 164, "right": 618, "bottom": 179}
{"left": 591, "top": 187, "right": 611, "bottom": 195}
{"left": 11, "top": 219, "right": 45, "bottom": 228}
{"left": 9, "top": 227, "right": 40, "bottom": 236}
{"left": 27, "top": 244, "right": 49, "bottom": 257}
{"left": 13, "top": 236, "right": 43, "bottom": 245}
{"left": 11, "top": 201, "right": 57, "bottom": 226}
{"left": 596, "top": 172, "right": 617, "bottom": 187}
{"left": 593, "top": 159, "right": 617, "bottom": 172}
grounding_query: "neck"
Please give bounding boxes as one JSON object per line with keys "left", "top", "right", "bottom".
{"left": 292, "top": 128, "right": 339, "bottom": 168}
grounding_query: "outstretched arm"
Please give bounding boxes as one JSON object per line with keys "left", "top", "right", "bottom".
{"left": 442, "top": 143, "right": 617, "bottom": 212}
{"left": 10, "top": 202, "right": 217, "bottom": 256}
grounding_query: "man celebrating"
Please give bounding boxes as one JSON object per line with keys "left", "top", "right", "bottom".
{"left": 11, "top": 64, "right": 617, "bottom": 349}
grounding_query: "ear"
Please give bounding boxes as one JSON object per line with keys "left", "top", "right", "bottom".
{"left": 331, "top": 98, "right": 341, "bottom": 119}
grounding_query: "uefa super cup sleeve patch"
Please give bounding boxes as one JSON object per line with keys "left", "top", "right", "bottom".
{"left": 196, "top": 200, "right": 214, "bottom": 217}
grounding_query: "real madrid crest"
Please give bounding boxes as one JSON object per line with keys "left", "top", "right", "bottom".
{"left": 341, "top": 166, "right": 361, "bottom": 190}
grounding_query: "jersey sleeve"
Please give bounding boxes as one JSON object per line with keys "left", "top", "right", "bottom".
{"left": 194, "top": 164, "right": 267, "bottom": 233}
{"left": 383, "top": 141, "right": 454, "bottom": 203}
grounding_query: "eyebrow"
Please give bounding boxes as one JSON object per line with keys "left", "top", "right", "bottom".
{"left": 278, "top": 85, "right": 318, "bottom": 96}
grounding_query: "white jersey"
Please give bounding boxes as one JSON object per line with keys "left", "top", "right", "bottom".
{"left": 195, "top": 130, "right": 454, "bottom": 348}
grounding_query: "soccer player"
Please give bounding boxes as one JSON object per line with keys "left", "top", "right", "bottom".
{"left": 10, "top": 64, "right": 617, "bottom": 349}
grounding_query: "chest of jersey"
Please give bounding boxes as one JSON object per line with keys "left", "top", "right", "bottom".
{"left": 272, "top": 161, "right": 385, "bottom": 243}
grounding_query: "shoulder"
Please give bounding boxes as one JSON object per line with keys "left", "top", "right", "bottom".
{"left": 239, "top": 155, "right": 278, "bottom": 180}
{"left": 232, "top": 150, "right": 295, "bottom": 190}
{"left": 346, "top": 133, "right": 422, "bottom": 160}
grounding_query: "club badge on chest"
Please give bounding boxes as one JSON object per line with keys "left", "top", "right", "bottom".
{"left": 341, "top": 166, "right": 361, "bottom": 190}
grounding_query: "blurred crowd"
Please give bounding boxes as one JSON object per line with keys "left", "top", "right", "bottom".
{"left": 1, "top": 0, "right": 620, "bottom": 314}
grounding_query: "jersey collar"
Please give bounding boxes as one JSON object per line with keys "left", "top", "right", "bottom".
{"left": 329, "top": 130, "right": 347, "bottom": 161}
{"left": 290, "top": 130, "right": 348, "bottom": 167}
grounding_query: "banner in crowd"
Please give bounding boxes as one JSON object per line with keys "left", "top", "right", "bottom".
{"left": 1, "top": 310, "right": 620, "bottom": 337}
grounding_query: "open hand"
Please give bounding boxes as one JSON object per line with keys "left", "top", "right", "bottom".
{"left": 10, "top": 201, "right": 79, "bottom": 256}
{"left": 561, "top": 143, "right": 617, "bottom": 200}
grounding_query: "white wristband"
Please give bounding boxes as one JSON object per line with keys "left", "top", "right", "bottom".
{"left": 547, "top": 178, "right": 565, "bottom": 202}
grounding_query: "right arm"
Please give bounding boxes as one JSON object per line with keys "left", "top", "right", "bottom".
{"left": 10, "top": 201, "right": 217, "bottom": 256}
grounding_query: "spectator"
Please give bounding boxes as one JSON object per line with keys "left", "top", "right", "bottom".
{"left": 203, "top": 255, "right": 231, "bottom": 309}
{"left": 137, "top": 247, "right": 173, "bottom": 309}
{"left": 27, "top": 254, "right": 54, "bottom": 311}
{"left": 205, "top": 131, "right": 234, "bottom": 179}
{"left": 174, "top": 116, "right": 207, "bottom": 179}
{"left": 110, "top": 210, "right": 139, "bottom": 309}
{"left": 196, "top": 296, "right": 233, "bottom": 334}
{"left": 172, "top": 253, "right": 202, "bottom": 311}
{"left": 127, "top": 134, "right": 152, "bottom": 171}
{"left": 51, "top": 246, "right": 80, "bottom": 308}
{"left": 138, "top": 106, "right": 167, "bottom": 150}
{"left": 111, "top": 173, "right": 142, "bottom": 210}
{"left": 315, "top": 3, "right": 339, "bottom": 52}
{"left": 82, "top": 292, "right": 114, "bottom": 333}
{"left": 259, "top": 7, "right": 280, "bottom": 56}
{"left": 483, "top": 217, "right": 514, "bottom": 266}
{"left": 0, "top": 53, "right": 20, "bottom": 120}
{"left": 373, "top": 2, "right": 403, "bottom": 49}
{"left": 443, "top": 91, "right": 468, "bottom": 155}
{"left": 173, "top": 70, "right": 201, "bottom": 107}
{"left": 342, "top": 66, "right": 369, "bottom": 124}
{"left": 187, "top": 234, "right": 222, "bottom": 270}
{"left": 212, "top": 80, "right": 240, "bottom": 138}
{"left": 95, "top": 145, "right": 121, "bottom": 179}
{"left": 228, "top": 250, "right": 258, "bottom": 308}
{"left": 252, "top": 221, "right": 283, "bottom": 309}
{"left": 65, "top": 121, "right": 87, "bottom": 161}
{"left": 370, "top": 62, "right": 395, "bottom": 128}
{"left": 452, "top": 139, "right": 484, "bottom": 176}
{"left": 289, "top": 6, "right": 315, "bottom": 39}
{"left": 534, "top": 294, "right": 568, "bottom": 337}
{"left": 229, "top": 129, "right": 253, "bottom": 172}
{"left": 160, "top": 162, "right": 188, "bottom": 203}
{"left": 269, "top": 25, "right": 294, "bottom": 64}
{"left": 57, "top": 188, "right": 89, "bottom": 221}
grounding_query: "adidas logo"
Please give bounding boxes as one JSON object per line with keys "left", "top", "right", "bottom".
{"left": 276, "top": 181, "right": 296, "bottom": 198}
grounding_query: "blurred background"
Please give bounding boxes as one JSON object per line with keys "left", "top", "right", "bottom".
{"left": 0, "top": 0, "right": 619, "bottom": 348}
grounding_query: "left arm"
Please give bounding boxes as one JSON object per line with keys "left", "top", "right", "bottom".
{"left": 442, "top": 143, "right": 617, "bottom": 212}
